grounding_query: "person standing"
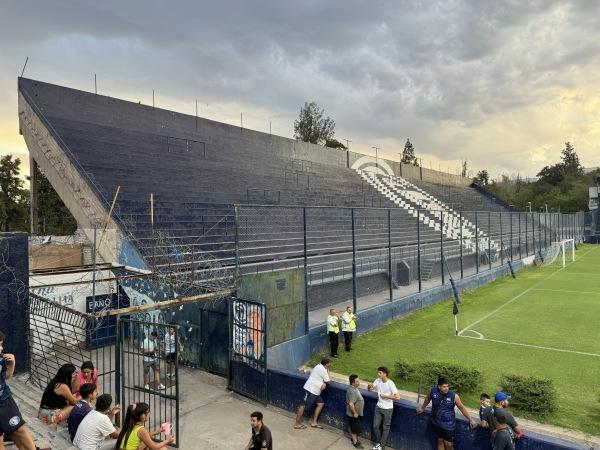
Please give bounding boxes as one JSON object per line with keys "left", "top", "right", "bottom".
{"left": 294, "top": 357, "right": 331, "bottom": 429}
{"left": 244, "top": 411, "right": 272, "bottom": 450}
{"left": 416, "top": 377, "right": 477, "bottom": 450}
{"left": 346, "top": 374, "right": 364, "bottom": 449}
{"left": 341, "top": 306, "right": 359, "bottom": 352}
{"left": 0, "top": 331, "right": 40, "bottom": 450}
{"left": 164, "top": 325, "right": 183, "bottom": 379}
{"left": 367, "top": 367, "right": 400, "bottom": 450}
{"left": 326, "top": 309, "right": 340, "bottom": 358}
{"left": 481, "top": 392, "right": 524, "bottom": 444}
{"left": 141, "top": 332, "right": 165, "bottom": 390}
{"left": 492, "top": 409, "right": 515, "bottom": 450}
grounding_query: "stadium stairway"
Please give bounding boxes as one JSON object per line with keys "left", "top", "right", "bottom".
{"left": 7, "top": 374, "right": 77, "bottom": 449}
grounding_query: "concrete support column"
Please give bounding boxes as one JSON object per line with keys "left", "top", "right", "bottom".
{"left": 30, "top": 156, "right": 39, "bottom": 235}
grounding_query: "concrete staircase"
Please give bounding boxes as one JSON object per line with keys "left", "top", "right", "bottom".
{"left": 6, "top": 374, "right": 77, "bottom": 450}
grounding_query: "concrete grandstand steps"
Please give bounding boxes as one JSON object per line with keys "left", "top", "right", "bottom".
{"left": 8, "top": 375, "right": 77, "bottom": 450}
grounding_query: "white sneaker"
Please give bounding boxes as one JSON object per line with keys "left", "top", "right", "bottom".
{"left": 166, "top": 374, "right": 171, "bottom": 379}
{"left": 144, "top": 384, "right": 150, "bottom": 390}
{"left": 372, "top": 445, "right": 382, "bottom": 450}
{"left": 157, "top": 384, "right": 166, "bottom": 390}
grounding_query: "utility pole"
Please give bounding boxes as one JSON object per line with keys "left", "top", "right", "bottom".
{"left": 373, "top": 147, "right": 380, "bottom": 172}
{"left": 343, "top": 139, "right": 352, "bottom": 150}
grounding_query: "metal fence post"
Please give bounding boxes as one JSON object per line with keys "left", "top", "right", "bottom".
{"left": 459, "top": 212, "right": 463, "bottom": 279}
{"left": 417, "top": 210, "right": 422, "bottom": 293}
{"left": 303, "top": 207, "right": 309, "bottom": 334}
{"left": 388, "top": 209, "right": 393, "bottom": 303}
{"left": 440, "top": 210, "right": 445, "bottom": 286}
{"left": 487, "top": 211, "right": 491, "bottom": 270}
{"left": 351, "top": 208, "right": 358, "bottom": 311}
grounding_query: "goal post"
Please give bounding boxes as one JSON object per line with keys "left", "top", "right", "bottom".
{"left": 541, "top": 238, "right": 575, "bottom": 267}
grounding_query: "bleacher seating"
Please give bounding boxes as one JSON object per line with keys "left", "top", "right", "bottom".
{"left": 20, "top": 77, "right": 540, "bottom": 310}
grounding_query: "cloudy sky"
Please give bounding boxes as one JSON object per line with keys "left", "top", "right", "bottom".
{"left": 1, "top": 1, "right": 599, "bottom": 182}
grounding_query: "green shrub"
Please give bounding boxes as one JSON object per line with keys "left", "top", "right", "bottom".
{"left": 417, "top": 360, "right": 482, "bottom": 393}
{"left": 395, "top": 360, "right": 416, "bottom": 380}
{"left": 499, "top": 373, "right": 556, "bottom": 415}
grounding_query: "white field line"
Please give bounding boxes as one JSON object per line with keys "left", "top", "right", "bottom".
{"left": 459, "top": 335, "right": 600, "bottom": 358}
{"left": 458, "top": 244, "right": 598, "bottom": 336}
{"left": 531, "top": 288, "right": 600, "bottom": 296}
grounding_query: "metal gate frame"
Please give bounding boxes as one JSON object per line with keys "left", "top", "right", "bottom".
{"left": 117, "top": 317, "right": 180, "bottom": 447}
{"left": 228, "top": 298, "right": 268, "bottom": 404}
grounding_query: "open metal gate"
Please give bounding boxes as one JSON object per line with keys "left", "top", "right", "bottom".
{"left": 228, "top": 298, "right": 267, "bottom": 404}
{"left": 117, "top": 318, "right": 180, "bottom": 447}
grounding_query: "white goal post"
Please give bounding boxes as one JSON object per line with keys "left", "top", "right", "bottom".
{"left": 541, "top": 238, "right": 575, "bottom": 267}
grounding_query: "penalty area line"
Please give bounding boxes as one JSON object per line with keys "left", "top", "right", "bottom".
{"left": 458, "top": 335, "right": 600, "bottom": 358}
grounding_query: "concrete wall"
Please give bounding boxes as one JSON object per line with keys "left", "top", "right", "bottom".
{"left": 263, "top": 367, "right": 587, "bottom": 450}
{"left": 0, "top": 233, "right": 29, "bottom": 372}
{"left": 236, "top": 268, "right": 306, "bottom": 347}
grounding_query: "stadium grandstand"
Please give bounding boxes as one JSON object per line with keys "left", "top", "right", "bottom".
{"left": 0, "top": 77, "right": 588, "bottom": 449}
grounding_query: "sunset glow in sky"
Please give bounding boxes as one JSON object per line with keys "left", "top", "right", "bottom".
{"left": 1, "top": 1, "right": 599, "bottom": 182}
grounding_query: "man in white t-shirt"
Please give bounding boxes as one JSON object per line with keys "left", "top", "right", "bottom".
{"left": 293, "top": 357, "right": 331, "bottom": 430}
{"left": 367, "top": 366, "right": 400, "bottom": 450}
{"left": 141, "top": 331, "right": 165, "bottom": 390}
{"left": 73, "top": 394, "right": 121, "bottom": 450}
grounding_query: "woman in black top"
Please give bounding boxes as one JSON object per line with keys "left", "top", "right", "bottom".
{"left": 38, "top": 363, "right": 78, "bottom": 426}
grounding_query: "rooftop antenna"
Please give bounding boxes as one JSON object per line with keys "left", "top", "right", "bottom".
{"left": 21, "top": 57, "right": 28, "bottom": 78}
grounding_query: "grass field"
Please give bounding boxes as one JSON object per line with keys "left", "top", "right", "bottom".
{"left": 309, "top": 244, "right": 600, "bottom": 436}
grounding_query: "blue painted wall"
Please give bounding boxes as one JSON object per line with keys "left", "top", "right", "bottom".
{"left": 265, "top": 368, "right": 587, "bottom": 450}
{"left": 0, "top": 233, "right": 29, "bottom": 372}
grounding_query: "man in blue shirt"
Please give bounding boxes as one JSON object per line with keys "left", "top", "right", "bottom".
{"left": 416, "top": 377, "right": 477, "bottom": 449}
{"left": 1, "top": 330, "right": 42, "bottom": 450}
{"left": 67, "top": 383, "right": 98, "bottom": 440}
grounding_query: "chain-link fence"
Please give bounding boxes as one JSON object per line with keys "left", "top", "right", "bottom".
{"left": 235, "top": 206, "right": 584, "bottom": 327}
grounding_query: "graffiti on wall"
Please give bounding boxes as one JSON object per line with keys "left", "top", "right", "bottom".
{"left": 232, "top": 299, "right": 265, "bottom": 371}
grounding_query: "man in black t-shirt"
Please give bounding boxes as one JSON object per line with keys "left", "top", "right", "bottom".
{"left": 244, "top": 411, "right": 272, "bottom": 450}
{"left": 492, "top": 409, "right": 515, "bottom": 450}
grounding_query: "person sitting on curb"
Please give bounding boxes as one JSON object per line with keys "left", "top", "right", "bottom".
{"left": 73, "top": 394, "right": 121, "bottom": 450}
{"left": 67, "top": 383, "right": 98, "bottom": 441}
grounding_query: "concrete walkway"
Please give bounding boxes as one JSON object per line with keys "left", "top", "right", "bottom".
{"left": 8, "top": 367, "right": 600, "bottom": 449}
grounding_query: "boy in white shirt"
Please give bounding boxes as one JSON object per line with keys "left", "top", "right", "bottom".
{"left": 367, "top": 366, "right": 400, "bottom": 450}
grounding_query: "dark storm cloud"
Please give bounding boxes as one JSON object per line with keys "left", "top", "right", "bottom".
{"left": 2, "top": 0, "right": 600, "bottom": 176}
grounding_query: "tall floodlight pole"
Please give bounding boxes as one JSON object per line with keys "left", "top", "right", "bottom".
{"left": 373, "top": 147, "right": 380, "bottom": 172}
{"left": 343, "top": 139, "right": 352, "bottom": 150}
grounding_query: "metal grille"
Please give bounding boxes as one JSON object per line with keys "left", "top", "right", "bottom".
{"left": 118, "top": 318, "right": 180, "bottom": 447}
{"left": 229, "top": 298, "right": 267, "bottom": 404}
{"left": 235, "top": 206, "right": 582, "bottom": 328}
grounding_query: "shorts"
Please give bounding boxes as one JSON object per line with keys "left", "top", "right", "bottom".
{"left": 166, "top": 352, "right": 177, "bottom": 363}
{"left": 38, "top": 406, "right": 67, "bottom": 426}
{"left": 431, "top": 423, "right": 455, "bottom": 442}
{"left": 301, "top": 389, "right": 323, "bottom": 410}
{"left": 143, "top": 360, "right": 158, "bottom": 373}
{"left": 347, "top": 415, "right": 362, "bottom": 435}
{"left": 0, "top": 397, "right": 26, "bottom": 435}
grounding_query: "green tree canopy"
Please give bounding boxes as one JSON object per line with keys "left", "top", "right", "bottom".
{"left": 35, "top": 166, "right": 77, "bottom": 235}
{"left": 401, "top": 139, "right": 419, "bottom": 166}
{"left": 325, "top": 138, "right": 347, "bottom": 150}
{"left": 0, "top": 155, "right": 28, "bottom": 231}
{"left": 474, "top": 170, "right": 490, "bottom": 185}
{"left": 293, "top": 101, "right": 335, "bottom": 145}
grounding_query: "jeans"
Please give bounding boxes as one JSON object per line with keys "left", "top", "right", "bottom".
{"left": 373, "top": 406, "right": 393, "bottom": 447}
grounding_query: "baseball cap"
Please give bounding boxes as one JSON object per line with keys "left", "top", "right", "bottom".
{"left": 495, "top": 392, "right": 512, "bottom": 402}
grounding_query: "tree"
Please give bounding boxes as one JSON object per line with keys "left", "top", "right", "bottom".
{"left": 401, "top": 139, "right": 419, "bottom": 166}
{"left": 35, "top": 166, "right": 77, "bottom": 235}
{"left": 293, "top": 101, "right": 335, "bottom": 145}
{"left": 561, "top": 141, "right": 583, "bottom": 176}
{"left": 325, "top": 138, "right": 347, "bottom": 150}
{"left": 461, "top": 158, "right": 470, "bottom": 178}
{"left": 0, "top": 155, "right": 29, "bottom": 232}
{"left": 474, "top": 170, "right": 490, "bottom": 185}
